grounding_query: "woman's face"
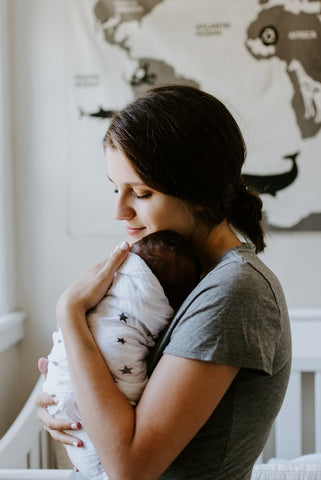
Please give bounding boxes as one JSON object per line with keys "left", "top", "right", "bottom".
{"left": 106, "top": 147, "right": 199, "bottom": 243}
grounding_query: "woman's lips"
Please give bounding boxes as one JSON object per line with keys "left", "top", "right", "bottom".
{"left": 125, "top": 226, "right": 146, "bottom": 236}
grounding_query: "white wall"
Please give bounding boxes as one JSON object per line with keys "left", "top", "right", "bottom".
{"left": 0, "top": 0, "right": 123, "bottom": 435}
{"left": 1, "top": 0, "right": 321, "bottom": 435}
{"left": 261, "top": 233, "right": 321, "bottom": 309}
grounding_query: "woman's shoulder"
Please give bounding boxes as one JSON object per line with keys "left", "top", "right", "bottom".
{"left": 201, "top": 242, "right": 284, "bottom": 301}
{"left": 148, "top": 243, "right": 290, "bottom": 374}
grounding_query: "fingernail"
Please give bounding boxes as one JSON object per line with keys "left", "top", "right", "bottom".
{"left": 120, "top": 241, "right": 129, "bottom": 251}
{"left": 70, "top": 422, "right": 81, "bottom": 430}
{"left": 73, "top": 440, "right": 83, "bottom": 447}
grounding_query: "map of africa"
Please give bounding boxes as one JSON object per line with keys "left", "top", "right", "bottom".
{"left": 247, "top": 4, "right": 321, "bottom": 139}
{"left": 67, "top": 0, "right": 321, "bottom": 237}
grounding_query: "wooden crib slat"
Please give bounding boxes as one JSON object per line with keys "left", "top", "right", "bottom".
{"left": 275, "top": 371, "right": 302, "bottom": 459}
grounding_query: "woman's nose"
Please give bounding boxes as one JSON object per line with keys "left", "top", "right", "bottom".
{"left": 114, "top": 195, "right": 135, "bottom": 221}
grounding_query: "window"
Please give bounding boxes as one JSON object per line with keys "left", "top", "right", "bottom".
{"left": 0, "top": 0, "right": 25, "bottom": 353}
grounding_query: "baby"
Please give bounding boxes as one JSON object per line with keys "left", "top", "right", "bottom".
{"left": 43, "top": 230, "right": 201, "bottom": 479}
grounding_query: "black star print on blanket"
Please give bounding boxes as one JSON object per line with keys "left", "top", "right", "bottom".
{"left": 120, "top": 365, "right": 133, "bottom": 375}
{"left": 119, "top": 312, "right": 128, "bottom": 322}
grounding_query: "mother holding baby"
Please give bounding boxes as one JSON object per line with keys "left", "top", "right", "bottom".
{"left": 36, "top": 85, "right": 291, "bottom": 479}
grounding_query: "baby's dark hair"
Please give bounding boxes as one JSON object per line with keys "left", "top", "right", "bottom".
{"left": 130, "top": 230, "right": 202, "bottom": 311}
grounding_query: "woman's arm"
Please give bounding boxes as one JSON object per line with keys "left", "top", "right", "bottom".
{"left": 38, "top": 244, "right": 239, "bottom": 480}
{"left": 60, "top": 320, "right": 238, "bottom": 480}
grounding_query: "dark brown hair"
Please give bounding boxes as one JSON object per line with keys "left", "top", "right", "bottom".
{"left": 130, "top": 230, "right": 201, "bottom": 311}
{"left": 105, "top": 85, "right": 265, "bottom": 252}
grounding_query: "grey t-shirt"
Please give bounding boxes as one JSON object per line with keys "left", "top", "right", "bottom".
{"left": 148, "top": 243, "right": 291, "bottom": 480}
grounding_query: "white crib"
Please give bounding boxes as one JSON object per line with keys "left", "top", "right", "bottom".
{"left": 0, "top": 375, "right": 72, "bottom": 479}
{"left": 1, "top": 310, "right": 321, "bottom": 479}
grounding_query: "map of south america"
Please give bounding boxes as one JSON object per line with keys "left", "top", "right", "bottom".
{"left": 246, "top": 5, "right": 321, "bottom": 138}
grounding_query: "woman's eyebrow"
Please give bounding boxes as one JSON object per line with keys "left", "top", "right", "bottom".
{"left": 107, "top": 175, "right": 147, "bottom": 187}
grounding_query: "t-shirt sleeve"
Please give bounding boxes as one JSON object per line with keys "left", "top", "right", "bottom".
{"left": 163, "top": 263, "right": 282, "bottom": 375}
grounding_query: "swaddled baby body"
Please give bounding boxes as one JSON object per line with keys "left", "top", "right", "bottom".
{"left": 43, "top": 230, "right": 201, "bottom": 479}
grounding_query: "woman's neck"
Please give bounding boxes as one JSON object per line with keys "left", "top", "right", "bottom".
{"left": 193, "top": 221, "right": 242, "bottom": 276}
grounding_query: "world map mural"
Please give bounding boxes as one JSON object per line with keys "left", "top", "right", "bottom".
{"left": 66, "top": 0, "right": 321, "bottom": 237}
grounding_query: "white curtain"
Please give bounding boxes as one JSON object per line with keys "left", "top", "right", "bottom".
{"left": 0, "top": 0, "right": 16, "bottom": 314}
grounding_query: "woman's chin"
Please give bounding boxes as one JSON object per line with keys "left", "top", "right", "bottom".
{"left": 125, "top": 227, "right": 147, "bottom": 242}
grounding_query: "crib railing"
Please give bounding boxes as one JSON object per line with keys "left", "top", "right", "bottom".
{"left": 259, "top": 366, "right": 321, "bottom": 463}
{"left": 1, "top": 310, "right": 321, "bottom": 478}
{"left": 258, "top": 310, "right": 321, "bottom": 462}
{"left": 0, "top": 471, "right": 71, "bottom": 479}
{"left": 0, "top": 377, "right": 57, "bottom": 470}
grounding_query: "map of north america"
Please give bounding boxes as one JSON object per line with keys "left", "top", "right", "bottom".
{"left": 93, "top": 0, "right": 200, "bottom": 95}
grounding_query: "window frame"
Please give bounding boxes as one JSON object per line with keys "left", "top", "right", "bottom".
{"left": 0, "top": 0, "right": 25, "bottom": 353}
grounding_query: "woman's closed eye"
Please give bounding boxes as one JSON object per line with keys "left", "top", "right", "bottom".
{"left": 113, "top": 187, "right": 151, "bottom": 200}
{"left": 133, "top": 191, "right": 152, "bottom": 200}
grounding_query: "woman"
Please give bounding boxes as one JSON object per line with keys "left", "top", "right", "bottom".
{"left": 36, "top": 85, "right": 291, "bottom": 480}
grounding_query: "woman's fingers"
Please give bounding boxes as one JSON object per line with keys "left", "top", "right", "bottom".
{"left": 43, "top": 424, "right": 83, "bottom": 447}
{"left": 35, "top": 243, "right": 130, "bottom": 449}
{"left": 35, "top": 391, "right": 56, "bottom": 408}
{"left": 100, "top": 241, "right": 130, "bottom": 280}
{"left": 37, "top": 406, "right": 83, "bottom": 446}
{"left": 35, "top": 392, "right": 82, "bottom": 435}
{"left": 37, "top": 405, "right": 73, "bottom": 430}
{"left": 36, "top": 395, "right": 81, "bottom": 431}
{"left": 57, "top": 241, "right": 130, "bottom": 316}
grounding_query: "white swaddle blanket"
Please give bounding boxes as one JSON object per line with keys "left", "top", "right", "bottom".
{"left": 43, "top": 252, "right": 174, "bottom": 479}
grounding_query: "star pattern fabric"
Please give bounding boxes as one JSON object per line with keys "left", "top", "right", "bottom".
{"left": 120, "top": 365, "right": 133, "bottom": 375}
{"left": 119, "top": 312, "right": 128, "bottom": 322}
{"left": 42, "top": 252, "right": 174, "bottom": 480}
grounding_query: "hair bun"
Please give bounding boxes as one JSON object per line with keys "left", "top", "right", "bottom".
{"left": 228, "top": 184, "right": 265, "bottom": 253}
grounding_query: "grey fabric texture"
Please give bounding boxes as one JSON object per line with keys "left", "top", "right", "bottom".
{"left": 148, "top": 243, "right": 292, "bottom": 480}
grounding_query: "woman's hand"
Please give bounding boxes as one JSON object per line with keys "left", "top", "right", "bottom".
{"left": 35, "top": 358, "right": 83, "bottom": 447}
{"left": 56, "top": 241, "right": 130, "bottom": 321}
{"left": 35, "top": 242, "right": 129, "bottom": 447}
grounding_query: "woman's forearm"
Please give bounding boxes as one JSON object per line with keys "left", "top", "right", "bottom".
{"left": 53, "top": 247, "right": 239, "bottom": 479}
{"left": 59, "top": 304, "right": 240, "bottom": 480}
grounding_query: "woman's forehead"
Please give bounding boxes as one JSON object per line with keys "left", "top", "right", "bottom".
{"left": 106, "top": 147, "right": 145, "bottom": 185}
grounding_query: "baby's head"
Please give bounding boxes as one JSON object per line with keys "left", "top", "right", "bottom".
{"left": 130, "top": 230, "right": 202, "bottom": 311}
